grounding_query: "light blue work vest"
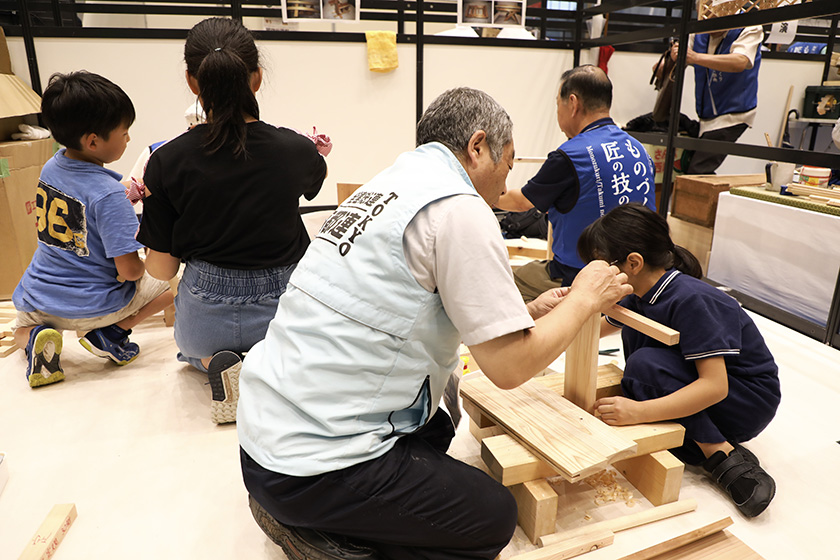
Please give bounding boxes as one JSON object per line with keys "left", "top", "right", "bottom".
{"left": 237, "top": 143, "right": 479, "bottom": 476}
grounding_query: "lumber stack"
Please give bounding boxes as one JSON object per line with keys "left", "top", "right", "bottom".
{"left": 0, "top": 300, "right": 19, "bottom": 357}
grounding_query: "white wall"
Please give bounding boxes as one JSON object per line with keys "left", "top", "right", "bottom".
{"left": 5, "top": 35, "right": 827, "bottom": 205}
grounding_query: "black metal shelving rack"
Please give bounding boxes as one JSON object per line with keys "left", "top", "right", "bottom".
{"left": 577, "top": 0, "right": 840, "bottom": 346}
{"left": 3, "top": 0, "right": 840, "bottom": 346}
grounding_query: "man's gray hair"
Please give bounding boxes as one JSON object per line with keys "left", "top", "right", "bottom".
{"left": 416, "top": 87, "right": 513, "bottom": 163}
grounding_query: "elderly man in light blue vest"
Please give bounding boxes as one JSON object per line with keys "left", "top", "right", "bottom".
{"left": 237, "top": 87, "right": 632, "bottom": 560}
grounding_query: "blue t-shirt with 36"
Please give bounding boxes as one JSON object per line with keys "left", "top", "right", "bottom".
{"left": 13, "top": 149, "right": 143, "bottom": 319}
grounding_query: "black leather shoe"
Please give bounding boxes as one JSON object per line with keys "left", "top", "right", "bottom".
{"left": 730, "top": 442, "right": 760, "bottom": 466}
{"left": 704, "top": 451, "right": 775, "bottom": 518}
{"left": 248, "top": 495, "right": 383, "bottom": 559}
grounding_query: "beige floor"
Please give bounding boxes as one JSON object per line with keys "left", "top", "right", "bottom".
{"left": 0, "top": 306, "right": 838, "bottom": 559}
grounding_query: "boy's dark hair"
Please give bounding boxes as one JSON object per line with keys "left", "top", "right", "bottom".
{"left": 185, "top": 17, "right": 260, "bottom": 159}
{"left": 559, "top": 65, "right": 612, "bottom": 113}
{"left": 577, "top": 203, "right": 703, "bottom": 279}
{"left": 40, "top": 71, "right": 135, "bottom": 150}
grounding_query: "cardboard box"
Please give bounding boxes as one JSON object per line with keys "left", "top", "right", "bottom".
{"left": 671, "top": 174, "right": 764, "bottom": 227}
{"left": 0, "top": 28, "right": 56, "bottom": 299}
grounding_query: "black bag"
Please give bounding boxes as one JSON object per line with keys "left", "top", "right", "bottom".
{"left": 498, "top": 208, "right": 548, "bottom": 240}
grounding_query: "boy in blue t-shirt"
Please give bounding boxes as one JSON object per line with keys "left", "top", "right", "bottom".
{"left": 12, "top": 71, "right": 172, "bottom": 388}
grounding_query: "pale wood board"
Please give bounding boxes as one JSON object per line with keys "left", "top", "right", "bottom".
{"left": 460, "top": 376, "right": 637, "bottom": 482}
{"left": 530, "top": 363, "right": 624, "bottom": 401}
{"left": 511, "top": 530, "right": 614, "bottom": 560}
{"left": 604, "top": 306, "right": 679, "bottom": 346}
{"left": 615, "top": 517, "right": 732, "bottom": 560}
{"left": 18, "top": 503, "right": 77, "bottom": 560}
{"left": 538, "top": 499, "right": 697, "bottom": 548}
{"left": 469, "top": 418, "right": 506, "bottom": 441}
{"left": 506, "top": 238, "right": 549, "bottom": 260}
{"left": 563, "top": 313, "right": 601, "bottom": 413}
{"left": 481, "top": 420, "right": 684, "bottom": 487}
{"left": 645, "top": 529, "right": 764, "bottom": 560}
{"left": 786, "top": 183, "right": 840, "bottom": 200}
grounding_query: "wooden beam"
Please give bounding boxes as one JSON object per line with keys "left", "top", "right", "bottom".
{"left": 532, "top": 363, "right": 623, "bottom": 401}
{"left": 612, "top": 450, "right": 684, "bottom": 507}
{"left": 511, "top": 530, "right": 614, "bottom": 560}
{"left": 461, "top": 377, "right": 637, "bottom": 482}
{"left": 481, "top": 422, "right": 683, "bottom": 487}
{"left": 18, "top": 504, "right": 77, "bottom": 560}
{"left": 615, "top": 517, "right": 733, "bottom": 560}
{"left": 463, "top": 398, "right": 496, "bottom": 428}
{"left": 604, "top": 306, "right": 679, "bottom": 346}
{"left": 610, "top": 423, "right": 685, "bottom": 460}
{"left": 506, "top": 238, "right": 549, "bottom": 260}
{"left": 563, "top": 313, "right": 601, "bottom": 413}
{"left": 468, "top": 418, "right": 506, "bottom": 441}
{"left": 509, "top": 479, "right": 559, "bottom": 544}
{"left": 538, "top": 498, "right": 697, "bottom": 547}
{"left": 481, "top": 434, "right": 558, "bottom": 486}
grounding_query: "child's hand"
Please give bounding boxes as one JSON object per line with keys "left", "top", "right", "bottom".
{"left": 125, "top": 177, "right": 147, "bottom": 205}
{"left": 307, "top": 126, "right": 332, "bottom": 157}
{"left": 594, "top": 396, "right": 645, "bottom": 426}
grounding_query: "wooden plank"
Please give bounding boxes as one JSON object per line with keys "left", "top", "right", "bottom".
{"left": 532, "top": 363, "right": 624, "bottom": 401}
{"left": 604, "top": 305, "right": 679, "bottom": 346}
{"left": 506, "top": 237, "right": 549, "bottom": 260}
{"left": 336, "top": 182, "right": 362, "bottom": 205}
{"left": 511, "top": 530, "right": 614, "bottom": 560}
{"left": 786, "top": 183, "right": 840, "bottom": 199}
{"left": 509, "top": 479, "right": 559, "bottom": 544}
{"left": 613, "top": 450, "right": 684, "bottom": 506}
{"left": 650, "top": 529, "right": 764, "bottom": 560}
{"left": 538, "top": 498, "right": 697, "bottom": 547}
{"left": 468, "top": 418, "right": 506, "bottom": 441}
{"left": 461, "top": 377, "right": 637, "bottom": 482}
{"left": 0, "top": 338, "right": 20, "bottom": 357}
{"left": 481, "top": 434, "right": 559, "bottom": 486}
{"left": 615, "top": 517, "right": 733, "bottom": 560}
{"left": 514, "top": 156, "right": 548, "bottom": 164}
{"left": 18, "top": 503, "right": 77, "bottom": 560}
{"left": 463, "top": 397, "right": 496, "bottom": 428}
{"left": 610, "top": 424, "right": 684, "bottom": 460}
{"left": 481, "top": 422, "right": 684, "bottom": 487}
{"left": 563, "top": 313, "right": 600, "bottom": 413}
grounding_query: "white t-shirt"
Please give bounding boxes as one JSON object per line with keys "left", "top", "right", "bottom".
{"left": 403, "top": 194, "right": 535, "bottom": 346}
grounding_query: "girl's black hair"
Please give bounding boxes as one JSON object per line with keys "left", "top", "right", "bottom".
{"left": 40, "top": 71, "right": 135, "bottom": 150}
{"left": 185, "top": 17, "right": 260, "bottom": 158}
{"left": 577, "top": 203, "right": 703, "bottom": 279}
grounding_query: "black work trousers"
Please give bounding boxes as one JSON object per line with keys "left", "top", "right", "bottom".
{"left": 241, "top": 410, "right": 518, "bottom": 560}
{"left": 685, "top": 123, "right": 749, "bottom": 175}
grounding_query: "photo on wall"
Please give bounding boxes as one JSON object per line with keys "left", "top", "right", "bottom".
{"left": 458, "top": 0, "right": 525, "bottom": 28}
{"left": 283, "top": 0, "right": 359, "bottom": 21}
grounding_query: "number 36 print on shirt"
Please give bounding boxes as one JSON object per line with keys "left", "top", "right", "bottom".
{"left": 35, "top": 181, "right": 89, "bottom": 257}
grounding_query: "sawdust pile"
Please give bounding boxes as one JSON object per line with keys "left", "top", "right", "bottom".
{"left": 584, "top": 469, "right": 637, "bottom": 507}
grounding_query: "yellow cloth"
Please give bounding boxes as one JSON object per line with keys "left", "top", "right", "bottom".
{"left": 365, "top": 31, "right": 398, "bottom": 73}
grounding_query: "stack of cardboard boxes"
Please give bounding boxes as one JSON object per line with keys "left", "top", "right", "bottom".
{"left": 0, "top": 29, "right": 57, "bottom": 299}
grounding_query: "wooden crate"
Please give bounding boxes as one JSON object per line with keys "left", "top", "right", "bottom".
{"left": 671, "top": 174, "right": 764, "bottom": 227}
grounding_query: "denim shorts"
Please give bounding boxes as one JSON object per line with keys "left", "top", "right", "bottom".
{"left": 174, "top": 259, "right": 295, "bottom": 371}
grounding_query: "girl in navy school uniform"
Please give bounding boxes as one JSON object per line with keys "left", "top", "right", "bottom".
{"left": 577, "top": 203, "right": 780, "bottom": 518}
